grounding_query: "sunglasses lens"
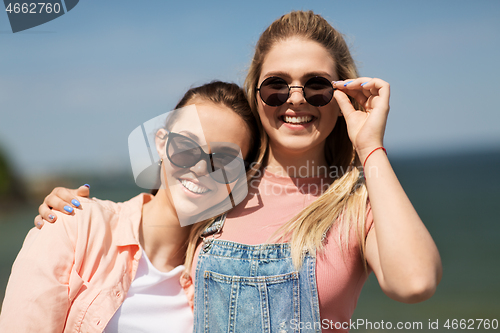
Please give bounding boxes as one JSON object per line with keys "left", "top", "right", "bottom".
{"left": 168, "top": 134, "right": 244, "bottom": 184}
{"left": 304, "top": 77, "right": 334, "bottom": 107}
{"left": 259, "top": 77, "right": 289, "bottom": 106}
{"left": 210, "top": 153, "right": 245, "bottom": 183}
{"left": 167, "top": 136, "right": 201, "bottom": 167}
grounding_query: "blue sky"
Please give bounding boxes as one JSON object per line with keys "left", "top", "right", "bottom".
{"left": 1, "top": 0, "right": 499, "bottom": 176}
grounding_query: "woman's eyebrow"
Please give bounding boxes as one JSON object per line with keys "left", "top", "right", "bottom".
{"left": 211, "top": 145, "right": 240, "bottom": 155}
{"left": 262, "top": 71, "right": 291, "bottom": 79}
{"left": 261, "top": 71, "right": 334, "bottom": 81}
{"left": 178, "top": 130, "right": 202, "bottom": 142}
{"left": 303, "top": 71, "right": 334, "bottom": 79}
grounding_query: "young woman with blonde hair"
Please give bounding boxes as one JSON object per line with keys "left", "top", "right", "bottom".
{"left": 33, "top": 10, "right": 441, "bottom": 332}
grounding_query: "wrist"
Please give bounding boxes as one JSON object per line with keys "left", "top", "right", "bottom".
{"left": 359, "top": 147, "right": 387, "bottom": 170}
{"left": 356, "top": 143, "right": 384, "bottom": 163}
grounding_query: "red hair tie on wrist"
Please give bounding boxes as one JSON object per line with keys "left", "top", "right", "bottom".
{"left": 363, "top": 147, "right": 387, "bottom": 169}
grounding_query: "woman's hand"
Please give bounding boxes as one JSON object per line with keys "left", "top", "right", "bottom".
{"left": 34, "top": 184, "right": 90, "bottom": 229}
{"left": 333, "top": 77, "right": 390, "bottom": 162}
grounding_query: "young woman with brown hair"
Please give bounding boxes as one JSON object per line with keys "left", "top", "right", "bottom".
{"left": 1, "top": 81, "right": 260, "bottom": 332}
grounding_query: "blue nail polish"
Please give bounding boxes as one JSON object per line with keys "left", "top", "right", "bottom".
{"left": 48, "top": 214, "right": 55, "bottom": 220}
{"left": 344, "top": 80, "right": 354, "bottom": 87}
{"left": 36, "top": 221, "right": 42, "bottom": 228}
{"left": 361, "top": 82, "right": 369, "bottom": 86}
{"left": 71, "top": 199, "right": 81, "bottom": 207}
{"left": 84, "top": 184, "right": 90, "bottom": 188}
{"left": 64, "top": 205, "right": 74, "bottom": 213}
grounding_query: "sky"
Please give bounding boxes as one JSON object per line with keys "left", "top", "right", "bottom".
{"left": 1, "top": 0, "right": 499, "bottom": 177}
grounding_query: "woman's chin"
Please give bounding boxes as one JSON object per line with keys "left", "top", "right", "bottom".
{"left": 169, "top": 186, "right": 215, "bottom": 219}
{"left": 272, "top": 136, "right": 321, "bottom": 155}
{"left": 171, "top": 202, "right": 204, "bottom": 225}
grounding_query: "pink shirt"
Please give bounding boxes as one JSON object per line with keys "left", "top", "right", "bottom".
{"left": 0, "top": 194, "right": 158, "bottom": 333}
{"left": 191, "top": 170, "right": 373, "bottom": 332}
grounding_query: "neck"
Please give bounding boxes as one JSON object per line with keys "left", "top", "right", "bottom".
{"left": 140, "top": 189, "right": 191, "bottom": 272}
{"left": 264, "top": 142, "right": 329, "bottom": 178}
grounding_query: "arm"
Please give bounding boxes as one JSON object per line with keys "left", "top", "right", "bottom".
{"left": 0, "top": 214, "right": 76, "bottom": 332}
{"left": 34, "top": 184, "right": 90, "bottom": 228}
{"left": 334, "top": 78, "right": 442, "bottom": 303}
{"left": 363, "top": 152, "right": 442, "bottom": 303}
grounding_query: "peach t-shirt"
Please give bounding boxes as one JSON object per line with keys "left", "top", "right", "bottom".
{"left": 190, "top": 170, "right": 373, "bottom": 332}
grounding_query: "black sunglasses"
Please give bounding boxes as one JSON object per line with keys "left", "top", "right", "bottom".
{"left": 257, "top": 76, "right": 336, "bottom": 107}
{"left": 165, "top": 132, "right": 246, "bottom": 184}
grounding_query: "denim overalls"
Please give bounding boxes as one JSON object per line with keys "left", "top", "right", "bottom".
{"left": 193, "top": 215, "right": 322, "bottom": 333}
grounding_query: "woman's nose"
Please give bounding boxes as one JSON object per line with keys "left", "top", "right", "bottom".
{"left": 287, "top": 86, "right": 306, "bottom": 105}
{"left": 190, "top": 158, "right": 211, "bottom": 177}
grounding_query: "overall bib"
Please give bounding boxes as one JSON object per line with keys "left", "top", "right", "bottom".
{"left": 193, "top": 215, "right": 322, "bottom": 333}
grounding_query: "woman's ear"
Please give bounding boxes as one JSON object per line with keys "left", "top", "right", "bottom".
{"left": 155, "top": 129, "right": 168, "bottom": 158}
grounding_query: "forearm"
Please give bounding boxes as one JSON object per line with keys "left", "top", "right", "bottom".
{"left": 363, "top": 149, "right": 442, "bottom": 302}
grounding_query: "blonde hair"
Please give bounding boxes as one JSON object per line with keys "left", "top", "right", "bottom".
{"left": 244, "top": 10, "right": 369, "bottom": 268}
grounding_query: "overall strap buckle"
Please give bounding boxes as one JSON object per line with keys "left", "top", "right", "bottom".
{"left": 201, "top": 214, "right": 226, "bottom": 252}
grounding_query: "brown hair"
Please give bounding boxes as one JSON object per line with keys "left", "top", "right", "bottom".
{"left": 244, "top": 11, "right": 369, "bottom": 268}
{"left": 173, "top": 81, "right": 261, "bottom": 166}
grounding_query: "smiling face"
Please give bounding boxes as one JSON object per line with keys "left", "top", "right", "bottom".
{"left": 257, "top": 37, "right": 341, "bottom": 159}
{"left": 156, "top": 102, "right": 251, "bottom": 224}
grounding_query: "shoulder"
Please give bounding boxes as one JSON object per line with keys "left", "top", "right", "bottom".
{"left": 49, "top": 197, "right": 119, "bottom": 237}
{"left": 44, "top": 194, "right": 149, "bottom": 246}
{"left": 71, "top": 196, "right": 123, "bottom": 222}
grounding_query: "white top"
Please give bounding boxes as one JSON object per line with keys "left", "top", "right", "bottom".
{"left": 104, "top": 248, "right": 193, "bottom": 333}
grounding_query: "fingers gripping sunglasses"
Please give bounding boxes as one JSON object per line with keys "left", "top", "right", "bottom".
{"left": 257, "top": 76, "right": 336, "bottom": 107}
{"left": 164, "top": 131, "right": 246, "bottom": 184}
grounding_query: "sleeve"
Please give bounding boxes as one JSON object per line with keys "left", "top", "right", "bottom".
{"left": 179, "top": 273, "right": 194, "bottom": 312}
{"left": 0, "top": 214, "right": 76, "bottom": 333}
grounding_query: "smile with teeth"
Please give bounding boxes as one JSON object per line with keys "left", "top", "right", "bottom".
{"left": 180, "top": 179, "right": 210, "bottom": 194}
{"left": 281, "top": 115, "right": 314, "bottom": 124}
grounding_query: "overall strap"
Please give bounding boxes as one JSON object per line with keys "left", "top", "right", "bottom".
{"left": 200, "top": 214, "right": 226, "bottom": 251}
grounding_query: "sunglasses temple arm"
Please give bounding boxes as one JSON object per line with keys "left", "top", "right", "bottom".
{"left": 222, "top": 168, "right": 236, "bottom": 208}
{"left": 141, "top": 124, "right": 157, "bottom": 165}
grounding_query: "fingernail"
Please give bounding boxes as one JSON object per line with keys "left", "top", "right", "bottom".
{"left": 83, "top": 184, "right": 90, "bottom": 188}
{"left": 64, "top": 205, "right": 74, "bottom": 213}
{"left": 71, "top": 199, "right": 81, "bottom": 207}
{"left": 48, "top": 214, "right": 55, "bottom": 220}
{"left": 344, "top": 80, "right": 354, "bottom": 87}
{"left": 361, "top": 82, "right": 369, "bottom": 86}
{"left": 36, "top": 221, "right": 43, "bottom": 228}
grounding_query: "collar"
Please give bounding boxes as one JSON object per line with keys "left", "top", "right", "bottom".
{"left": 115, "top": 193, "right": 153, "bottom": 247}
